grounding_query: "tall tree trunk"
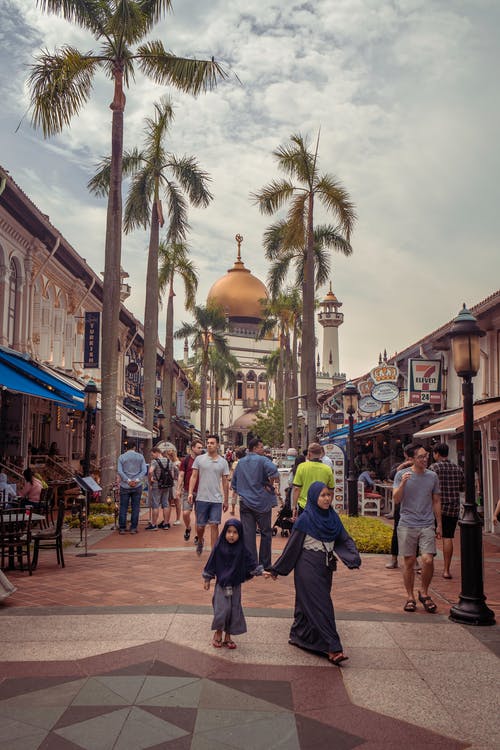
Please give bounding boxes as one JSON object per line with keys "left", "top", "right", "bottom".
{"left": 142, "top": 200, "right": 160, "bottom": 456}
{"left": 199, "top": 341, "right": 208, "bottom": 439}
{"left": 291, "top": 323, "right": 299, "bottom": 449}
{"left": 209, "top": 375, "right": 215, "bottom": 433}
{"left": 162, "top": 275, "right": 175, "bottom": 440}
{"left": 283, "top": 332, "right": 292, "bottom": 449}
{"left": 100, "top": 71, "right": 124, "bottom": 497}
{"left": 302, "top": 192, "right": 317, "bottom": 444}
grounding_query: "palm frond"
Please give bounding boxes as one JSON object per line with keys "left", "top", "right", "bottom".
{"left": 166, "top": 155, "right": 213, "bottom": 208}
{"left": 162, "top": 180, "right": 189, "bottom": 243}
{"left": 314, "top": 223, "right": 353, "bottom": 256}
{"left": 315, "top": 174, "right": 357, "bottom": 241}
{"left": 36, "top": 0, "right": 110, "bottom": 39}
{"left": 284, "top": 193, "right": 307, "bottom": 247}
{"left": 251, "top": 179, "right": 296, "bottom": 215}
{"left": 123, "top": 167, "right": 154, "bottom": 232}
{"left": 144, "top": 95, "right": 174, "bottom": 153}
{"left": 267, "top": 257, "right": 295, "bottom": 299}
{"left": 29, "top": 47, "right": 99, "bottom": 136}
{"left": 136, "top": 43, "right": 229, "bottom": 95}
{"left": 263, "top": 220, "right": 287, "bottom": 260}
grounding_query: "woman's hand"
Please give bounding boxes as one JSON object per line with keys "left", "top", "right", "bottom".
{"left": 203, "top": 580, "right": 210, "bottom": 590}
{"left": 263, "top": 572, "right": 277, "bottom": 580}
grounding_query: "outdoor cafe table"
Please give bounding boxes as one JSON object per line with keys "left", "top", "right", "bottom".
{"left": 373, "top": 482, "right": 394, "bottom": 514}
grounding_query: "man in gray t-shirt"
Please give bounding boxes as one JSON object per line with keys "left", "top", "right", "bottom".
{"left": 393, "top": 443, "right": 442, "bottom": 614}
{"left": 188, "top": 435, "right": 229, "bottom": 555}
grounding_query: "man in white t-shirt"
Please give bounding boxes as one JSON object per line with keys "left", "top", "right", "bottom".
{"left": 188, "top": 435, "right": 229, "bottom": 555}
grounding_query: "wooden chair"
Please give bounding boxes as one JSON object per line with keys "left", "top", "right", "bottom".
{"left": 38, "top": 486, "right": 55, "bottom": 527}
{"left": 357, "top": 481, "right": 382, "bottom": 516}
{"left": 32, "top": 501, "right": 66, "bottom": 570}
{"left": 0, "top": 509, "right": 33, "bottom": 574}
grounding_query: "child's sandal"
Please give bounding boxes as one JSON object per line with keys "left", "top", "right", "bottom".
{"left": 212, "top": 637, "right": 223, "bottom": 648}
{"left": 223, "top": 639, "right": 237, "bottom": 649}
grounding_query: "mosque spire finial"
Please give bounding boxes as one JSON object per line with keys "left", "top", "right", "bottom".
{"left": 235, "top": 233, "right": 243, "bottom": 262}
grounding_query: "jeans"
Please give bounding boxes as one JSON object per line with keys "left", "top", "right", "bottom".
{"left": 119, "top": 486, "right": 142, "bottom": 530}
{"left": 239, "top": 502, "right": 272, "bottom": 569}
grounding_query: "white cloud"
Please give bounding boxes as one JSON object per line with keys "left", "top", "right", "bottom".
{"left": 0, "top": 0, "right": 499, "bottom": 377}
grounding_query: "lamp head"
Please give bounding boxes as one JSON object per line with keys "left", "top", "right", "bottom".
{"left": 342, "top": 381, "right": 360, "bottom": 415}
{"left": 84, "top": 378, "right": 98, "bottom": 410}
{"left": 448, "top": 304, "right": 485, "bottom": 378}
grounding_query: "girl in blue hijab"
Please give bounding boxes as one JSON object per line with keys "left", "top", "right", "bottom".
{"left": 266, "top": 481, "right": 361, "bottom": 665}
{"left": 203, "top": 518, "right": 264, "bottom": 649}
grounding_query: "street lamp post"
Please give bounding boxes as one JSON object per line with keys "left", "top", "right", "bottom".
{"left": 448, "top": 305, "right": 495, "bottom": 626}
{"left": 156, "top": 410, "right": 165, "bottom": 443}
{"left": 342, "top": 381, "right": 359, "bottom": 517}
{"left": 82, "top": 379, "right": 98, "bottom": 477}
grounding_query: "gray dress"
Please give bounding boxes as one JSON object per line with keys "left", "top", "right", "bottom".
{"left": 211, "top": 583, "right": 247, "bottom": 635}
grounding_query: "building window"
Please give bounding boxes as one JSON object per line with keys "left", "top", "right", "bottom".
{"left": 7, "top": 259, "right": 17, "bottom": 347}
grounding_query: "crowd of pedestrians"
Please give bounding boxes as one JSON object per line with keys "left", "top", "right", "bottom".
{"left": 114, "top": 433, "right": 471, "bottom": 661}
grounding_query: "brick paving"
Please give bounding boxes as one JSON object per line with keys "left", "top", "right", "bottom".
{"left": 2, "top": 509, "right": 499, "bottom": 616}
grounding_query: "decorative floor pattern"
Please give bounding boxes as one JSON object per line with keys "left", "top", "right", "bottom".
{"left": 0, "top": 640, "right": 466, "bottom": 750}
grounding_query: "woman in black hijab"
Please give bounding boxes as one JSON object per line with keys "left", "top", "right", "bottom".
{"left": 266, "top": 481, "right": 361, "bottom": 665}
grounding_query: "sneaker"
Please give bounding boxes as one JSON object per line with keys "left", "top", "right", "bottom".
{"left": 129, "top": 529, "right": 138, "bottom": 534}
{"left": 162, "top": 523, "right": 171, "bottom": 530}
{"left": 119, "top": 529, "right": 127, "bottom": 535}
{"left": 196, "top": 540, "right": 204, "bottom": 556}
{"left": 158, "top": 522, "right": 165, "bottom": 528}
{"left": 173, "top": 520, "right": 181, "bottom": 526}
{"left": 145, "top": 524, "right": 158, "bottom": 531}
{"left": 385, "top": 560, "right": 398, "bottom": 569}
{"left": 184, "top": 528, "right": 191, "bottom": 541}
{"left": 193, "top": 535, "right": 198, "bottom": 544}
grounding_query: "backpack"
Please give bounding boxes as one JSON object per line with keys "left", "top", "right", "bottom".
{"left": 154, "top": 459, "right": 173, "bottom": 489}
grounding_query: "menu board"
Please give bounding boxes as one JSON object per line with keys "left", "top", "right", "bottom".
{"left": 324, "top": 443, "right": 346, "bottom": 514}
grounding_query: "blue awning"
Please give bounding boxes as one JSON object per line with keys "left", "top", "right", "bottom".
{"left": 0, "top": 348, "right": 84, "bottom": 409}
{"left": 321, "top": 404, "right": 431, "bottom": 444}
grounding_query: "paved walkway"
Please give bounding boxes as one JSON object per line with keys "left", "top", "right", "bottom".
{"left": 1, "top": 510, "right": 499, "bottom": 749}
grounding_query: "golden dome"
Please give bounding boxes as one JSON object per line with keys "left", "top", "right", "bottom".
{"left": 207, "top": 235, "right": 268, "bottom": 321}
{"left": 321, "top": 281, "right": 341, "bottom": 306}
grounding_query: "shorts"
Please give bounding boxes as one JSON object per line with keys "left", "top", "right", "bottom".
{"left": 150, "top": 488, "right": 171, "bottom": 509}
{"left": 441, "top": 514, "right": 459, "bottom": 539}
{"left": 397, "top": 525, "right": 436, "bottom": 557}
{"left": 182, "top": 490, "right": 194, "bottom": 512}
{"left": 195, "top": 500, "right": 222, "bottom": 526}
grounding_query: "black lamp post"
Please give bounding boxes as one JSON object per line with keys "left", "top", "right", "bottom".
{"left": 342, "top": 381, "right": 359, "bottom": 517}
{"left": 448, "top": 305, "right": 495, "bottom": 626}
{"left": 82, "top": 379, "right": 98, "bottom": 477}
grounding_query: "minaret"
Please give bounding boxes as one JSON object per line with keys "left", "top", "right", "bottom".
{"left": 317, "top": 282, "right": 344, "bottom": 376}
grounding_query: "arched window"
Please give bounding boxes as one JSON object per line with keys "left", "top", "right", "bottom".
{"left": 245, "top": 370, "right": 256, "bottom": 401}
{"left": 235, "top": 371, "right": 244, "bottom": 401}
{"left": 7, "top": 259, "right": 17, "bottom": 347}
{"left": 258, "top": 372, "right": 268, "bottom": 402}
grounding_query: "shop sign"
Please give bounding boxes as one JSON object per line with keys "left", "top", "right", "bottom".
{"left": 371, "top": 381, "right": 400, "bottom": 403}
{"left": 408, "top": 359, "right": 442, "bottom": 404}
{"left": 323, "top": 443, "right": 346, "bottom": 513}
{"left": 83, "top": 312, "right": 100, "bottom": 368}
{"left": 359, "top": 395, "right": 381, "bottom": 414}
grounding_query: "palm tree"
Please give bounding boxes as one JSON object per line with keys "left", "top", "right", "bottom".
{"left": 88, "top": 97, "right": 210, "bottom": 453}
{"left": 28, "top": 0, "right": 228, "bottom": 495}
{"left": 252, "top": 132, "right": 355, "bottom": 442}
{"left": 175, "top": 304, "right": 229, "bottom": 438}
{"left": 158, "top": 240, "right": 198, "bottom": 438}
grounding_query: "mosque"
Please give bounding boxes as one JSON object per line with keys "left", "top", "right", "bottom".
{"left": 189, "top": 234, "right": 346, "bottom": 447}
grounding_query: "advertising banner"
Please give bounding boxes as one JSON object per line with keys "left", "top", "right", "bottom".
{"left": 83, "top": 312, "right": 100, "bottom": 369}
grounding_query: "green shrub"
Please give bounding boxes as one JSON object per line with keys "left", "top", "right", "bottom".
{"left": 340, "top": 515, "right": 392, "bottom": 554}
{"left": 89, "top": 502, "right": 115, "bottom": 514}
{"left": 66, "top": 514, "right": 114, "bottom": 529}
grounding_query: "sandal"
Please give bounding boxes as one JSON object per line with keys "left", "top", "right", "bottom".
{"left": 418, "top": 591, "right": 437, "bottom": 613}
{"left": 212, "top": 637, "right": 223, "bottom": 648}
{"left": 223, "top": 639, "right": 237, "bottom": 649}
{"left": 403, "top": 599, "right": 417, "bottom": 612}
{"left": 328, "top": 652, "right": 349, "bottom": 666}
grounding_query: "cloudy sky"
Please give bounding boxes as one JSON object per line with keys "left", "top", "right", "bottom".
{"left": 1, "top": 0, "right": 499, "bottom": 378}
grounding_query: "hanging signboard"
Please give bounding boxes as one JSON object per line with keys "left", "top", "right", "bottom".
{"left": 408, "top": 359, "right": 442, "bottom": 404}
{"left": 359, "top": 395, "right": 382, "bottom": 414}
{"left": 323, "top": 443, "right": 346, "bottom": 514}
{"left": 83, "top": 312, "right": 100, "bottom": 368}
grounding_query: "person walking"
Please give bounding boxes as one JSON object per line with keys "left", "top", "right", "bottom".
{"left": 429, "top": 443, "right": 464, "bottom": 579}
{"left": 188, "top": 435, "right": 229, "bottom": 555}
{"left": 385, "top": 445, "right": 414, "bottom": 569}
{"left": 393, "top": 443, "right": 442, "bottom": 613}
{"left": 145, "top": 447, "right": 175, "bottom": 531}
{"left": 292, "top": 442, "right": 334, "bottom": 518}
{"left": 176, "top": 439, "right": 204, "bottom": 540}
{"left": 202, "top": 518, "right": 264, "bottom": 649}
{"left": 265, "top": 482, "right": 361, "bottom": 665}
{"left": 117, "top": 445, "right": 147, "bottom": 534}
{"left": 231, "top": 437, "right": 279, "bottom": 570}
